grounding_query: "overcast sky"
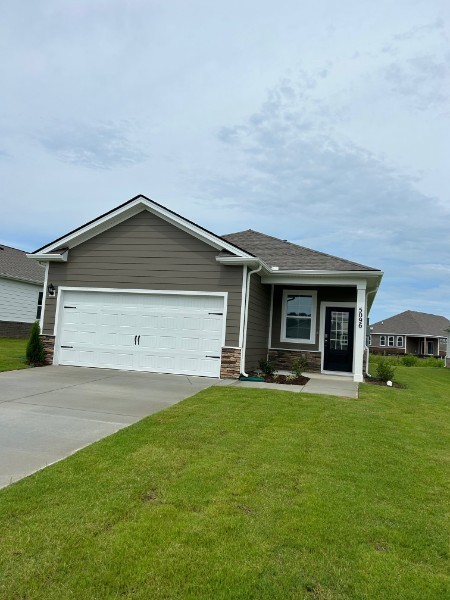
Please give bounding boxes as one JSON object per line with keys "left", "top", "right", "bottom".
{"left": 1, "top": 0, "right": 448, "bottom": 322}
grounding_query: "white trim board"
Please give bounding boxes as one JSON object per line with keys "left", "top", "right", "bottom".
{"left": 32, "top": 196, "right": 254, "bottom": 259}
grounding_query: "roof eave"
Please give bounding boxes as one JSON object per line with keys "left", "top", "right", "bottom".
{"left": 0, "top": 273, "right": 44, "bottom": 285}
{"left": 26, "top": 251, "right": 68, "bottom": 262}
{"left": 32, "top": 195, "right": 254, "bottom": 260}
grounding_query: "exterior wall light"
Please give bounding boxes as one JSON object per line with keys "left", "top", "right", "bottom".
{"left": 47, "top": 283, "right": 56, "bottom": 296}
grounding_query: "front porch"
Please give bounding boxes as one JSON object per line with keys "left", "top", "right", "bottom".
{"left": 247, "top": 277, "right": 374, "bottom": 383}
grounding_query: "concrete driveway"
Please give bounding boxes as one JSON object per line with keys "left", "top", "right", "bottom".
{"left": 0, "top": 366, "right": 217, "bottom": 489}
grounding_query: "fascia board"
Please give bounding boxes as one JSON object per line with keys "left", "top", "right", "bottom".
{"left": 262, "top": 275, "right": 369, "bottom": 286}
{"left": 26, "top": 251, "right": 68, "bottom": 262}
{"left": 33, "top": 197, "right": 253, "bottom": 258}
{"left": 216, "top": 256, "right": 271, "bottom": 271}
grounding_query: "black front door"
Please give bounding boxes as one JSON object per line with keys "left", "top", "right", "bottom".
{"left": 323, "top": 307, "right": 355, "bottom": 372}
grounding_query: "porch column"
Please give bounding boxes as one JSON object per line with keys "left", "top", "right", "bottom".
{"left": 354, "top": 282, "right": 367, "bottom": 382}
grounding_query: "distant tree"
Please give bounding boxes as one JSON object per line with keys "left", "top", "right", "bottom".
{"left": 26, "top": 321, "right": 45, "bottom": 365}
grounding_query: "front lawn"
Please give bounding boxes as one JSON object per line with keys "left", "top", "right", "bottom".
{"left": 0, "top": 337, "right": 28, "bottom": 371}
{"left": 0, "top": 368, "right": 449, "bottom": 599}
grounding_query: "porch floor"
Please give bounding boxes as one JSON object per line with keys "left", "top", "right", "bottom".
{"left": 224, "top": 372, "right": 359, "bottom": 399}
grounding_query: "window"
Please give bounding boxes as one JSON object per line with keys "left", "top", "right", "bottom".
{"left": 36, "top": 291, "right": 43, "bottom": 320}
{"left": 397, "top": 336, "right": 404, "bottom": 348}
{"left": 368, "top": 334, "right": 372, "bottom": 346}
{"left": 281, "top": 290, "right": 316, "bottom": 344}
{"left": 380, "top": 335, "right": 386, "bottom": 346}
{"left": 388, "top": 336, "right": 394, "bottom": 347}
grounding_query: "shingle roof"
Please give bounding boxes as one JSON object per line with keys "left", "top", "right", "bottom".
{"left": 0, "top": 244, "right": 45, "bottom": 285}
{"left": 221, "top": 229, "right": 380, "bottom": 272}
{"left": 371, "top": 311, "right": 450, "bottom": 337}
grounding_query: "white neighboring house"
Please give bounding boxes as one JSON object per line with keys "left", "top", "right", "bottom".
{"left": 0, "top": 244, "right": 45, "bottom": 338}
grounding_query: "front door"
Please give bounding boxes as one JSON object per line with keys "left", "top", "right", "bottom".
{"left": 323, "top": 307, "right": 355, "bottom": 372}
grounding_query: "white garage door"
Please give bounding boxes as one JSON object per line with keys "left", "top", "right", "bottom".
{"left": 56, "top": 291, "right": 225, "bottom": 377}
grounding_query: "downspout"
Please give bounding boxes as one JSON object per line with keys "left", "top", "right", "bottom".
{"left": 240, "top": 264, "right": 262, "bottom": 377}
{"left": 365, "top": 289, "right": 377, "bottom": 378}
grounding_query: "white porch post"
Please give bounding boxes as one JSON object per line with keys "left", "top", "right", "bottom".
{"left": 354, "top": 282, "right": 367, "bottom": 382}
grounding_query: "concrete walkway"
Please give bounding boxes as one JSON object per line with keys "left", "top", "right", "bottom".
{"left": 228, "top": 372, "right": 359, "bottom": 398}
{"left": 0, "top": 366, "right": 216, "bottom": 489}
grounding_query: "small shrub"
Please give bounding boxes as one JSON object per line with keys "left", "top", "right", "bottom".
{"left": 422, "top": 356, "right": 444, "bottom": 368}
{"left": 26, "top": 321, "right": 45, "bottom": 365}
{"left": 291, "top": 355, "right": 308, "bottom": 377}
{"left": 258, "top": 359, "right": 277, "bottom": 377}
{"left": 376, "top": 358, "right": 396, "bottom": 383}
{"left": 401, "top": 355, "right": 418, "bottom": 367}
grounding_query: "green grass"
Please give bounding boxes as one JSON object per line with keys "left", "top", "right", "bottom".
{"left": 0, "top": 337, "right": 28, "bottom": 371}
{"left": 0, "top": 368, "right": 449, "bottom": 599}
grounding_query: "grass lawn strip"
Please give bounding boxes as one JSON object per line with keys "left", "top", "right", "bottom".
{"left": 0, "top": 337, "right": 28, "bottom": 372}
{"left": 0, "top": 368, "right": 449, "bottom": 598}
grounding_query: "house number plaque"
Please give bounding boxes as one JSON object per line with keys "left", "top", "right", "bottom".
{"left": 358, "top": 307, "right": 364, "bottom": 328}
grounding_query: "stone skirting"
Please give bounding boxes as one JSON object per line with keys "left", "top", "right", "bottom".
{"left": 40, "top": 335, "right": 55, "bottom": 365}
{"left": 268, "top": 349, "right": 321, "bottom": 373}
{"left": 0, "top": 320, "right": 33, "bottom": 338}
{"left": 220, "top": 347, "right": 241, "bottom": 379}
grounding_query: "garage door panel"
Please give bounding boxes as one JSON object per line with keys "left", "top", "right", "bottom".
{"left": 57, "top": 291, "right": 224, "bottom": 377}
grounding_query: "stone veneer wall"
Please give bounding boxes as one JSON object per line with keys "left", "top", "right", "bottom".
{"left": 40, "top": 335, "right": 55, "bottom": 365}
{"left": 220, "top": 347, "right": 241, "bottom": 379}
{"left": 0, "top": 320, "right": 33, "bottom": 338}
{"left": 268, "top": 349, "right": 321, "bottom": 373}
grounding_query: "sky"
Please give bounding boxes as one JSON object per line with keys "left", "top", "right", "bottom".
{"left": 1, "top": 0, "right": 449, "bottom": 323}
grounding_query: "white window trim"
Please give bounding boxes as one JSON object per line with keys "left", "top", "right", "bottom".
{"left": 397, "top": 335, "right": 404, "bottom": 348}
{"left": 280, "top": 289, "right": 317, "bottom": 345}
{"left": 388, "top": 336, "right": 394, "bottom": 347}
{"left": 380, "top": 335, "right": 386, "bottom": 346}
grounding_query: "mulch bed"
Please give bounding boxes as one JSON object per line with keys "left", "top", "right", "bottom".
{"left": 263, "top": 374, "right": 310, "bottom": 385}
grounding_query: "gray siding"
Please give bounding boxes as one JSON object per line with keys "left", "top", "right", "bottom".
{"left": 245, "top": 275, "right": 272, "bottom": 371}
{"left": 43, "top": 210, "right": 244, "bottom": 346}
{"left": 271, "top": 285, "right": 356, "bottom": 351}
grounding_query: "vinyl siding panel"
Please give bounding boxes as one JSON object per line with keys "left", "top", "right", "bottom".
{"left": 271, "top": 285, "right": 356, "bottom": 351}
{"left": 245, "top": 275, "right": 271, "bottom": 371}
{"left": 0, "top": 277, "right": 41, "bottom": 323}
{"left": 43, "top": 210, "right": 243, "bottom": 346}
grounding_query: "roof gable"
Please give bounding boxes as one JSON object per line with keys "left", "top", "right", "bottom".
{"left": 371, "top": 310, "right": 450, "bottom": 337}
{"left": 0, "top": 244, "right": 45, "bottom": 284}
{"left": 32, "top": 195, "right": 254, "bottom": 259}
{"left": 221, "top": 229, "right": 380, "bottom": 272}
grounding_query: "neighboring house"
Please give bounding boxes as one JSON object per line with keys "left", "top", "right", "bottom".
{"left": 369, "top": 310, "right": 450, "bottom": 358}
{"left": 27, "top": 195, "right": 382, "bottom": 382}
{"left": 0, "top": 244, "right": 45, "bottom": 338}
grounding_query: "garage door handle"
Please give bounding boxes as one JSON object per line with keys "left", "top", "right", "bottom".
{"left": 206, "top": 355, "right": 220, "bottom": 359}
{"left": 134, "top": 335, "right": 137, "bottom": 345}
{"left": 137, "top": 335, "right": 140, "bottom": 345}
{"left": 208, "top": 312, "right": 223, "bottom": 315}
{"left": 61, "top": 345, "right": 73, "bottom": 349}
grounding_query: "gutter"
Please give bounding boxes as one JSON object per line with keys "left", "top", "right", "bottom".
{"left": 240, "top": 264, "right": 262, "bottom": 377}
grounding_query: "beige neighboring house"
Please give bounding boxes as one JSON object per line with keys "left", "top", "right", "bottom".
{"left": 0, "top": 244, "right": 45, "bottom": 337}
{"left": 27, "top": 194, "right": 383, "bottom": 382}
{"left": 369, "top": 310, "right": 450, "bottom": 359}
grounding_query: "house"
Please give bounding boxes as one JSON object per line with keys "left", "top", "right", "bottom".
{"left": 0, "top": 244, "right": 45, "bottom": 338}
{"left": 27, "top": 195, "right": 383, "bottom": 382}
{"left": 369, "top": 310, "right": 450, "bottom": 358}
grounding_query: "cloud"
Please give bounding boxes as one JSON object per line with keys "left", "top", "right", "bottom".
{"left": 201, "top": 70, "right": 450, "bottom": 320}
{"left": 38, "top": 121, "right": 147, "bottom": 169}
